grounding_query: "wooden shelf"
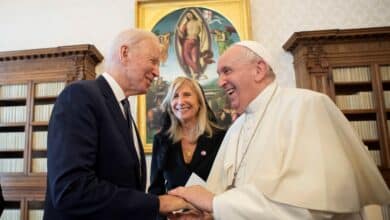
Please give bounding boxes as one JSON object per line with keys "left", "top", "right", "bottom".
{"left": 34, "top": 96, "right": 57, "bottom": 101}
{"left": 334, "top": 81, "right": 372, "bottom": 86}
{"left": 31, "top": 150, "right": 47, "bottom": 158}
{"left": 0, "top": 172, "right": 25, "bottom": 176}
{"left": 334, "top": 83, "right": 372, "bottom": 93}
{"left": 0, "top": 97, "right": 27, "bottom": 103}
{"left": 341, "top": 109, "right": 377, "bottom": 114}
{"left": 363, "top": 139, "right": 380, "bottom": 144}
{"left": 0, "top": 149, "right": 24, "bottom": 153}
{"left": 31, "top": 121, "right": 49, "bottom": 126}
{"left": 0, "top": 122, "right": 26, "bottom": 128}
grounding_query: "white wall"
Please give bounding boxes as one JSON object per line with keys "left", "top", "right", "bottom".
{"left": 1, "top": 0, "right": 389, "bottom": 217}
{"left": 250, "top": 0, "right": 390, "bottom": 86}
{"left": 1, "top": 0, "right": 389, "bottom": 85}
{"left": 0, "top": 0, "right": 135, "bottom": 74}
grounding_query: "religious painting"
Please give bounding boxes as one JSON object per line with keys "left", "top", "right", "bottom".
{"left": 136, "top": 0, "right": 252, "bottom": 153}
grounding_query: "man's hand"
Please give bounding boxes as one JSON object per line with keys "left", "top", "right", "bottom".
{"left": 158, "top": 194, "right": 193, "bottom": 215}
{"left": 169, "top": 185, "right": 214, "bottom": 212}
{"left": 168, "top": 210, "right": 213, "bottom": 220}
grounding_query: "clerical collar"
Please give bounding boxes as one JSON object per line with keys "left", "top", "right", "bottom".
{"left": 245, "top": 81, "right": 278, "bottom": 114}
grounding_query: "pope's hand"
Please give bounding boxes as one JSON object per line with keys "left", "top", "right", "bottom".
{"left": 169, "top": 185, "right": 214, "bottom": 212}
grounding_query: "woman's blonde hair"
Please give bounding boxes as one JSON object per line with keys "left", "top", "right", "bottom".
{"left": 161, "top": 77, "right": 216, "bottom": 143}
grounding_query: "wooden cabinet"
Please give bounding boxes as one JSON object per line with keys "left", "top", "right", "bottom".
{"left": 283, "top": 26, "right": 390, "bottom": 186}
{"left": 0, "top": 45, "right": 103, "bottom": 219}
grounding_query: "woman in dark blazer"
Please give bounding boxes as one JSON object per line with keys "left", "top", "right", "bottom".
{"left": 148, "top": 77, "right": 225, "bottom": 196}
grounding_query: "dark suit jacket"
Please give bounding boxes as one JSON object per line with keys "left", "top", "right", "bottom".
{"left": 44, "top": 76, "right": 159, "bottom": 220}
{"left": 148, "top": 128, "right": 225, "bottom": 195}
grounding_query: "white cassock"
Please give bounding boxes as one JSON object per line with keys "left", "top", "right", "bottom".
{"left": 207, "top": 81, "right": 390, "bottom": 220}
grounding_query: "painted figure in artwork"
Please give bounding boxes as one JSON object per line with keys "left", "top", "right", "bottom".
{"left": 176, "top": 8, "right": 213, "bottom": 80}
{"left": 158, "top": 32, "right": 171, "bottom": 66}
{"left": 212, "top": 27, "right": 235, "bottom": 55}
{"left": 177, "top": 10, "right": 202, "bottom": 78}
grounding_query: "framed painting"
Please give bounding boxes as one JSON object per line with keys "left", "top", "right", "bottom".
{"left": 136, "top": 0, "right": 252, "bottom": 153}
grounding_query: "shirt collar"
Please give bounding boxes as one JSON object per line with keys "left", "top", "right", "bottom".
{"left": 245, "top": 80, "right": 278, "bottom": 114}
{"left": 102, "top": 72, "right": 126, "bottom": 103}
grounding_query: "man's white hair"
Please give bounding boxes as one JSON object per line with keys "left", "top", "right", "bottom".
{"left": 105, "top": 29, "right": 158, "bottom": 69}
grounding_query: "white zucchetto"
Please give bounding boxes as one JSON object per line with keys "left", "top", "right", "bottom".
{"left": 235, "top": 41, "right": 276, "bottom": 70}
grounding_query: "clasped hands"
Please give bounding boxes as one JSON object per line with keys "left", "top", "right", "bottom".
{"left": 159, "top": 185, "right": 214, "bottom": 220}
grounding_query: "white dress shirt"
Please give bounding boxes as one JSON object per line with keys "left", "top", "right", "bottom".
{"left": 102, "top": 72, "right": 141, "bottom": 161}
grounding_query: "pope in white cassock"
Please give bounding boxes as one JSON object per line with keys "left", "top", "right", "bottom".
{"left": 169, "top": 41, "right": 390, "bottom": 220}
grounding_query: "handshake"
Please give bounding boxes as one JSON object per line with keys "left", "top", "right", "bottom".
{"left": 159, "top": 185, "right": 214, "bottom": 220}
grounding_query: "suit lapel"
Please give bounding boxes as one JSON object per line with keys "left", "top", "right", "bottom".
{"left": 97, "top": 77, "right": 128, "bottom": 138}
{"left": 97, "top": 76, "right": 145, "bottom": 189}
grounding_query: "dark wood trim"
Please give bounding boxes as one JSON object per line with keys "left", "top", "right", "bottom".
{"left": 283, "top": 26, "right": 390, "bottom": 52}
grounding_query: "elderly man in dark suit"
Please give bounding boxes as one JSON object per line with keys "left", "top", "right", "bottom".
{"left": 43, "top": 28, "right": 190, "bottom": 220}
{"left": 0, "top": 184, "right": 4, "bottom": 217}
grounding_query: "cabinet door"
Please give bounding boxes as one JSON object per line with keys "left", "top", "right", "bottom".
{"left": 0, "top": 83, "right": 28, "bottom": 174}
{"left": 380, "top": 64, "right": 390, "bottom": 168}
{"left": 29, "top": 81, "right": 66, "bottom": 174}
{"left": 332, "top": 66, "right": 382, "bottom": 165}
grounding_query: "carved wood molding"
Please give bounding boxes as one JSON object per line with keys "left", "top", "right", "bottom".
{"left": 0, "top": 44, "right": 103, "bottom": 64}
{"left": 0, "top": 45, "right": 103, "bottom": 82}
{"left": 306, "top": 45, "right": 329, "bottom": 74}
{"left": 283, "top": 26, "right": 390, "bottom": 52}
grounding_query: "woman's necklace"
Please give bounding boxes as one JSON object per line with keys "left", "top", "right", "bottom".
{"left": 226, "top": 86, "right": 277, "bottom": 190}
{"left": 182, "top": 137, "right": 196, "bottom": 164}
{"left": 183, "top": 150, "right": 194, "bottom": 163}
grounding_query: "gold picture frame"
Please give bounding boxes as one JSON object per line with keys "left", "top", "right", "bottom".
{"left": 136, "top": 0, "right": 252, "bottom": 153}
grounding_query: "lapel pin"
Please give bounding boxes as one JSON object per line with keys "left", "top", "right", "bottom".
{"left": 201, "top": 150, "right": 207, "bottom": 156}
